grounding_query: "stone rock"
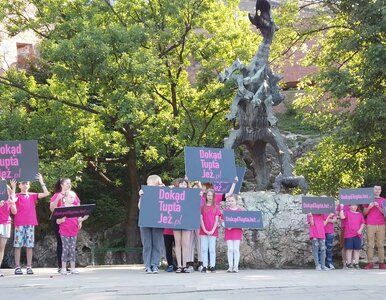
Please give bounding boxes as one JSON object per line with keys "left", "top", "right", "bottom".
{"left": 217, "top": 191, "right": 319, "bottom": 268}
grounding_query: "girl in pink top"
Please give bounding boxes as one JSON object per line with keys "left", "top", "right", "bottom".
{"left": 56, "top": 191, "right": 88, "bottom": 275}
{"left": 0, "top": 181, "right": 17, "bottom": 277}
{"left": 223, "top": 194, "right": 244, "bottom": 273}
{"left": 200, "top": 189, "right": 221, "bottom": 273}
{"left": 339, "top": 204, "right": 365, "bottom": 269}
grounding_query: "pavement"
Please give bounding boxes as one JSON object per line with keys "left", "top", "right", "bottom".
{"left": 1, "top": 265, "right": 385, "bottom": 300}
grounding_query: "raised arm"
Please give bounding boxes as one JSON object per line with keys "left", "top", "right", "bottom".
{"left": 225, "top": 176, "right": 239, "bottom": 198}
{"left": 37, "top": 173, "right": 50, "bottom": 198}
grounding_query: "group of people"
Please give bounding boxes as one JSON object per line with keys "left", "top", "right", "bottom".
{"left": 308, "top": 184, "right": 385, "bottom": 270}
{"left": 1, "top": 174, "right": 384, "bottom": 276}
{"left": 139, "top": 174, "right": 243, "bottom": 274}
{"left": 0, "top": 175, "right": 87, "bottom": 277}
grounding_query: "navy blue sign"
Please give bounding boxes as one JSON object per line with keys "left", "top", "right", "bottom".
{"left": 51, "top": 204, "right": 96, "bottom": 219}
{"left": 0, "top": 140, "right": 39, "bottom": 181}
{"left": 214, "top": 167, "right": 246, "bottom": 194}
{"left": 339, "top": 188, "right": 374, "bottom": 205}
{"left": 0, "top": 180, "right": 7, "bottom": 200}
{"left": 138, "top": 186, "right": 201, "bottom": 230}
{"left": 302, "top": 196, "right": 336, "bottom": 214}
{"left": 184, "top": 146, "right": 237, "bottom": 182}
{"left": 223, "top": 210, "right": 263, "bottom": 229}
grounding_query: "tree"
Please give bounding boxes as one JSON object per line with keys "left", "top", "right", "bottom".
{"left": 293, "top": 0, "right": 386, "bottom": 194}
{"left": 0, "top": 0, "right": 265, "bottom": 262}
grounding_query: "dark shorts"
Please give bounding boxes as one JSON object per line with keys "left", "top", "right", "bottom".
{"left": 344, "top": 236, "right": 362, "bottom": 250}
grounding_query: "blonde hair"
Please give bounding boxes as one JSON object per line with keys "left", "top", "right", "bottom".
{"left": 63, "top": 190, "right": 77, "bottom": 206}
{"left": 147, "top": 175, "right": 164, "bottom": 186}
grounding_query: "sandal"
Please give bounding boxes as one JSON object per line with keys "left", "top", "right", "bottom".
{"left": 26, "top": 267, "right": 34, "bottom": 275}
{"left": 176, "top": 267, "right": 183, "bottom": 273}
{"left": 14, "top": 267, "right": 23, "bottom": 275}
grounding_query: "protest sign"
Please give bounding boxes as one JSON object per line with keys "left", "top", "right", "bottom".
{"left": 223, "top": 210, "right": 263, "bottom": 229}
{"left": 302, "top": 196, "right": 336, "bottom": 214}
{"left": 184, "top": 146, "right": 236, "bottom": 182}
{"left": 138, "top": 186, "right": 201, "bottom": 230}
{"left": 213, "top": 167, "right": 246, "bottom": 194}
{"left": 0, "top": 140, "right": 39, "bottom": 181}
{"left": 51, "top": 204, "right": 96, "bottom": 219}
{"left": 339, "top": 188, "right": 374, "bottom": 205}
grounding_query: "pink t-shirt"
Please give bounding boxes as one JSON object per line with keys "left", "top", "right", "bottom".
{"left": 323, "top": 214, "right": 335, "bottom": 234}
{"left": 0, "top": 200, "right": 11, "bottom": 224}
{"left": 344, "top": 210, "right": 365, "bottom": 238}
{"left": 14, "top": 193, "right": 39, "bottom": 226}
{"left": 363, "top": 197, "right": 385, "bottom": 225}
{"left": 307, "top": 214, "right": 325, "bottom": 239}
{"left": 338, "top": 205, "right": 353, "bottom": 229}
{"left": 53, "top": 192, "right": 81, "bottom": 237}
{"left": 224, "top": 208, "right": 243, "bottom": 241}
{"left": 200, "top": 205, "right": 221, "bottom": 237}
{"left": 164, "top": 228, "right": 173, "bottom": 235}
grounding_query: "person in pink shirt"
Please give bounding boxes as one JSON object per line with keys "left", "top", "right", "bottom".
{"left": 200, "top": 189, "right": 221, "bottom": 273}
{"left": 363, "top": 184, "right": 385, "bottom": 269}
{"left": 13, "top": 173, "right": 50, "bottom": 275}
{"left": 307, "top": 213, "right": 329, "bottom": 271}
{"left": 0, "top": 180, "right": 17, "bottom": 277}
{"left": 56, "top": 191, "right": 88, "bottom": 275}
{"left": 323, "top": 212, "right": 337, "bottom": 269}
{"left": 222, "top": 194, "right": 244, "bottom": 273}
{"left": 339, "top": 203, "right": 365, "bottom": 269}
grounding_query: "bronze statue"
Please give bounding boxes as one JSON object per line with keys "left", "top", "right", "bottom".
{"left": 220, "top": 0, "right": 307, "bottom": 193}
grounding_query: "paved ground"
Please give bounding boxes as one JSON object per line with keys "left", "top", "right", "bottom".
{"left": 1, "top": 265, "right": 385, "bottom": 300}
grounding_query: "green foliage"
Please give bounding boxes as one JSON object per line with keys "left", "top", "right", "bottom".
{"left": 293, "top": 0, "right": 386, "bottom": 194}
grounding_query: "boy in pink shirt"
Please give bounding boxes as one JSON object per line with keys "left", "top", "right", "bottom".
{"left": 13, "top": 173, "right": 50, "bottom": 275}
{"left": 323, "top": 213, "right": 337, "bottom": 269}
{"left": 363, "top": 184, "right": 385, "bottom": 269}
{"left": 339, "top": 203, "right": 365, "bottom": 269}
{"left": 307, "top": 213, "right": 329, "bottom": 271}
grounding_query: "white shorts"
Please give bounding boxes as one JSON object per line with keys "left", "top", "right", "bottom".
{"left": 0, "top": 223, "right": 11, "bottom": 238}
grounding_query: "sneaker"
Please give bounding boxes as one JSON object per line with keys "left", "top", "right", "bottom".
{"left": 26, "top": 267, "right": 34, "bottom": 275}
{"left": 346, "top": 263, "right": 354, "bottom": 269}
{"left": 198, "top": 265, "right": 203, "bottom": 272}
{"left": 321, "top": 266, "right": 331, "bottom": 271}
{"left": 70, "top": 268, "right": 80, "bottom": 274}
{"left": 187, "top": 266, "right": 194, "bottom": 273}
{"left": 60, "top": 268, "right": 68, "bottom": 275}
{"left": 232, "top": 267, "right": 239, "bottom": 273}
{"left": 209, "top": 266, "right": 216, "bottom": 273}
{"left": 166, "top": 265, "right": 174, "bottom": 272}
{"left": 201, "top": 267, "right": 207, "bottom": 273}
{"left": 327, "top": 264, "right": 335, "bottom": 270}
{"left": 145, "top": 268, "right": 152, "bottom": 274}
{"left": 227, "top": 268, "right": 233, "bottom": 273}
{"left": 152, "top": 266, "right": 159, "bottom": 274}
{"left": 354, "top": 264, "right": 360, "bottom": 270}
{"left": 315, "top": 265, "right": 322, "bottom": 271}
{"left": 365, "top": 263, "right": 374, "bottom": 269}
{"left": 14, "top": 267, "right": 23, "bottom": 275}
{"left": 379, "top": 263, "right": 386, "bottom": 269}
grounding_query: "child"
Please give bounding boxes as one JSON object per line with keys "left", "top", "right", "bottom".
{"left": 0, "top": 180, "right": 17, "bottom": 277}
{"left": 138, "top": 175, "right": 165, "bottom": 274}
{"left": 56, "top": 191, "right": 88, "bottom": 275}
{"left": 339, "top": 203, "right": 365, "bottom": 269}
{"left": 223, "top": 194, "right": 244, "bottom": 273}
{"left": 324, "top": 213, "right": 337, "bottom": 269}
{"left": 200, "top": 189, "right": 221, "bottom": 273}
{"left": 307, "top": 213, "right": 329, "bottom": 271}
{"left": 13, "top": 173, "right": 50, "bottom": 275}
{"left": 172, "top": 178, "right": 191, "bottom": 273}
